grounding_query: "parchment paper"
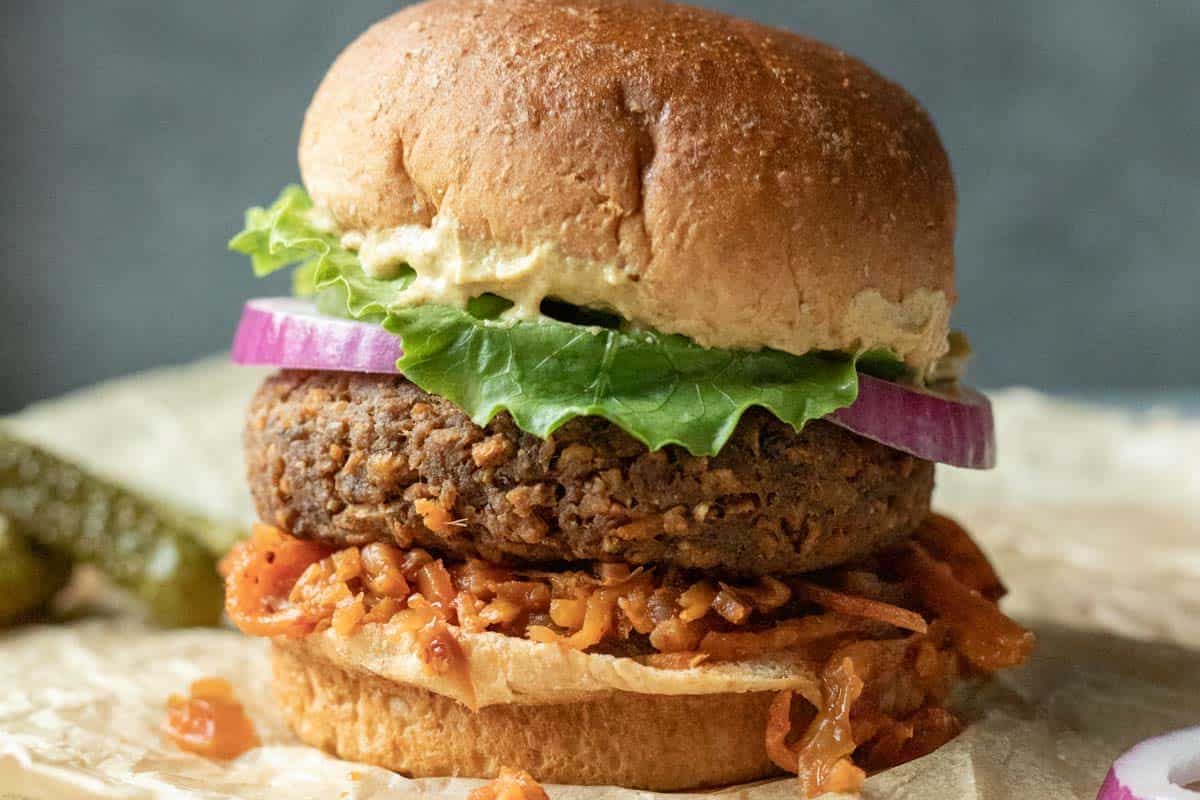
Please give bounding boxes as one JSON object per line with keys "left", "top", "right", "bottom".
{"left": 1, "top": 359, "right": 1197, "bottom": 800}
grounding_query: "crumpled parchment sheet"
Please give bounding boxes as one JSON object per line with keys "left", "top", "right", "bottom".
{"left": 1, "top": 359, "right": 1197, "bottom": 800}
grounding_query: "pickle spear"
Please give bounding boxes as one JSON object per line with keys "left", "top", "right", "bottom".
{"left": 0, "top": 513, "right": 72, "bottom": 625}
{"left": 0, "top": 430, "right": 226, "bottom": 627}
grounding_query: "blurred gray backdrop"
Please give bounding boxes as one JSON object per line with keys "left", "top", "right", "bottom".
{"left": 2, "top": 1, "right": 1197, "bottom": 413}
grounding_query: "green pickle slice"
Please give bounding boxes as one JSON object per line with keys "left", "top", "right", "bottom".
{"left": 0, "top": 430, "right": 227, "bottom": 627}
{"left": 0, "top": 513, "right": 72, "bottom": 625}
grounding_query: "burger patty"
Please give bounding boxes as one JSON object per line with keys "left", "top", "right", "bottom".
{"left": 245, "top": 371, "right": 934, "bottom": 576}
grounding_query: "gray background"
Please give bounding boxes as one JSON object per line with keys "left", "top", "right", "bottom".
{"left": 2, "top": 1, "right": 1197, "bottom": 414}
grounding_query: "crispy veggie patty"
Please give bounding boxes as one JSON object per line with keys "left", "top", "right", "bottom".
{"left": 245, "top": 371, "right": 934, "bottom": 576}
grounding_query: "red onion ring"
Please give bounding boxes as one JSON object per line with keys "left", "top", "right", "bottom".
{"left": 828, "top": 372, "right": 996, "bottom": 469}
{"left": 231, "top": 297, "right": 402, "bottom": 374}
{"left": 1098, "top": 727, "right": 1200, "bottom": 800}
{"left": 230, "top": 297, "right": 996, "bottom": 468}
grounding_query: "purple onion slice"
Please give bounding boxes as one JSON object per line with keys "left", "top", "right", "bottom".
{"left": 1097, "top": 727, "right": 1200, "bottom": 800}
{"left": 231, "top": 297, "right": 997, "bottom": 468}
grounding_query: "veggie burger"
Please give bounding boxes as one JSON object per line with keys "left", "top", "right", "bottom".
{"left": 223, "top": 0, "right": 1033, "bottom": 794}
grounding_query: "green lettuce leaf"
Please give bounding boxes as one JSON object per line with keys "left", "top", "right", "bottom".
{"left": 229, "top": 185, "right": 411, "bottom": 324}
{"left": 384, "top": 305, "right": 857, "bottom": 454}
{"left": 230, "top": 186, "right": 862, "bottom": 455}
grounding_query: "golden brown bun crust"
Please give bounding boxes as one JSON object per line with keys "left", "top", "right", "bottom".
{"left": 300, "top": 0, "right": 957, "bottom": 371}
{"left": 271, "top": 642, "right": 781, "bottom": 791}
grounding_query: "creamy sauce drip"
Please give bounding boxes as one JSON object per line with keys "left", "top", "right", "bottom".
{"left": 327, "top": 208, "right": 952, "bottom": 374}
{"left": 343, "top": 212, "right": 635, "bottom": 322}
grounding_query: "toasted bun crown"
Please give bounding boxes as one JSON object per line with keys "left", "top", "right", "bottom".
{"left": 301, "top": 0, "right": 957, "bottom": 370}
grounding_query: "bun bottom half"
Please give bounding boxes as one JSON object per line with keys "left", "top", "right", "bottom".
{"left": 270, "top": 641, "right": 783, "bottom": 791}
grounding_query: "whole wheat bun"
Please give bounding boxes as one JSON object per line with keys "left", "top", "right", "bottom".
{"left": 300, "top": 0, "right": 957, "bottom": 372}
{"left": 269, "top": 619, "right": 825, "bottom": 790}
{"left": 272, "top": 640, "right": 787, "bottom": 791}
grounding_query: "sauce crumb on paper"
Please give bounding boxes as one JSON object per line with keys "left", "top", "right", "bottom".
{"left": 468, "top": 767, "right": 549, "bottom": 800}
{"left": 164, "top": 677, "right": 260, "bottom": 760}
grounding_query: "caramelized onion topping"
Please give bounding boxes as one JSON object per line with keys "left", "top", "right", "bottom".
{"left": 753, "top": 514, "right": 1035, "bottom": 798}
{"left": 468, "top": 767, "right": 549, "bottom": 800}
{"left": 914, "top": 513, "right": 1006, "bottom": 601}
{"left": 765, "top": 690, "right": 808, "bottom": 773}
{"left": 795, "top": 581, "right": 929, "bottom": 634}
{"left": 222, "top": 515, "right": 1028, "bottom": 671}
{"left": 859, "top": 706, "right": 964, "bottom": 773}
{"left": 796, "top": 656, "right": 866, "bottom": 795}
{"left": 163, "top": 678, "right": 260, "bottom": 760}
{"left": 220, "top": 525, "right": 332, "bottom": 637}
{"left": 220, "top": 514, "right": 1032, "bottom": 798}
{"left": 766, "top": 634, "right": 971, "bottom": 798}
{"left": 894, "top": 543, "right": 1035, "bottom": 672}
{"left": 416, "top": 618, "right": 477, "bottom": 709}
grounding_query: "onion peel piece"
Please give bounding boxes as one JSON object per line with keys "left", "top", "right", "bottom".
{"left": 859, "top": 706, "right": 963, "bottom": 772}
{"left": 916, "top": 513, "right": 1006, "bottom": 601}
{"left": 795, "top": 656, "right": 867, "bottom": 796}
{"left": 795, "top": 580, "right": 929, "bottom": 634}
{"left": 698, "top": 614, "right": 868, "bottom": 661}
{"left": 766, "top": 690, "right": 810, "bottom": 772}
{"left": 895, "top": 543, "right": 1034, "bottom": 672}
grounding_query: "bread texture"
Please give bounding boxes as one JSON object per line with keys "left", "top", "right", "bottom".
{"left": 299, "top": 0, "right": 957, "bottom": 372}
{"left": 271, "top": 641, "right": 783, "bottom": 791}
{"left": 282, "top": 619, "right": 823, "bottom": 709}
